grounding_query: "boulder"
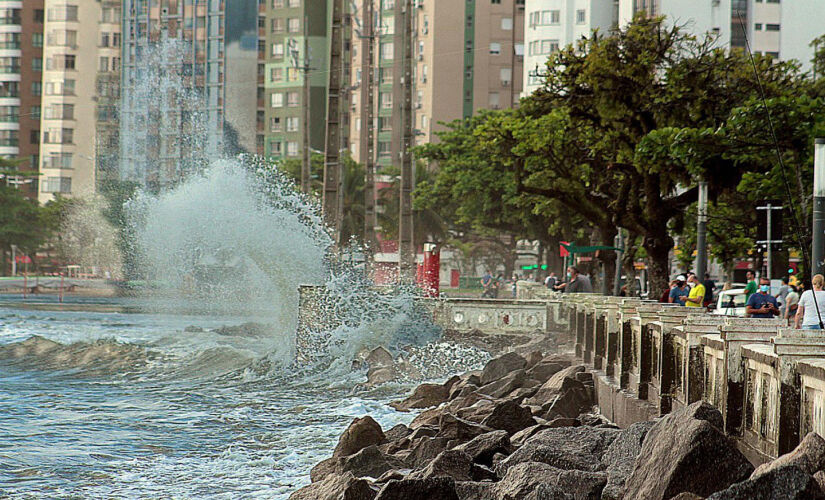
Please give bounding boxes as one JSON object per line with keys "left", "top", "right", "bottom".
{"left": 367, "top": 366, "right": 399, "bottom": 386}
{"left": 409, "top": 450, "right": 474, "bottom": 481}
{"left": 408, "top": 426, "right": 438, "bottom": 441}
{"left": 706, "top": 465, "right": 825, "bottom": 500}
{"left": 366, "top": 346, "right": 394, "bottom": 367}
{"left": 480, "top": 352, "right": 528, "bottom": 386}
{"left": 410, "top": 406, "right": 445, "bottom": 429}
{"left": 510, "top": 422, "right": 579, "bottom": 449}
{"left": 374, "top": 477, "right": 460, "bottom": 500}
{"left": 496, "top": 426, "right": 620, "bottom": 476}
{"left": 477, "top": 369, "right": 528, "bottom": 399}
{"left": 384, "top": 424, "right": 412, "bottom": 442}
{"left": 391, "top": 383, "right": 450, "bottom": 411}
{"left": 452, "top": 430, "right": 512, "bottom": 466}
{"left": 816, "top": 470, "right": 825, "bottom": 493}
{"left": 374, "top": 469, "right": 409, "bottom": 484}
{"left": 599, "top": 421, "right": 655, "bottom": 500}
{"left": 334, "top": 416, "right": 387, "bottom": 458}
{"left": 480, "top": 400, "right": 536, "bottom": 435}
{"left": 312, "top": 446, "right": 406, "bottom": 482}
{"left": 526, "top": 362, "right": 565, "bottom": 384}
{"left": 454, "top": 481, "right": 497, "bottom": 500}
{"left": 406, "top": 436, "right": 452, "bottom": 468}
{"left": 525, "top": 351, "right": 544, "bottom": 369}
{"left": 541, "top": 379, "right": 593, "bottom": 420}
{"left": 455, "top": 400, "right": 497, "bottom": 424}
{"left": 496, "top": 461, "right": 605, "bottom": 500}
{"left": 669, "top": 494, "right": 705, "bottom": 500}
{"left": 751, "top": 432, "right": 825, "bottom": 478}
{"left": 310, "top": 457, "right": 337, "bottom": 483}
{"left": 525, "top": 484, "right": 575, "bottom": 500}
{"left": 527, "top": 365, "right": 586, "bottom": 406}
{"left": 623, "top": 402, "right": 753, "bottom": 500}
{"left": 437, "top": 413, "right": 492, "bottom": 442}
{"left": 290, "top": 472, "right": 377, "bottom": 500}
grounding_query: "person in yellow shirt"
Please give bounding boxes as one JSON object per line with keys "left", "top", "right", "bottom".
{"left": 682, "top": 273, "right": 706, "bottom": 308}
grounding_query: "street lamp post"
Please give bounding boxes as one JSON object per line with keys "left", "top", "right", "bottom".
{"left": 814, "top": 139, "right": 825, "bottom": 275}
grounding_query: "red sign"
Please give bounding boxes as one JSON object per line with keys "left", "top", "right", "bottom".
{"left": 15, "top": 255, "right": 32, "bottom": 264}
{"left": 559, "top": 241, "right": 570, "bottom": 258}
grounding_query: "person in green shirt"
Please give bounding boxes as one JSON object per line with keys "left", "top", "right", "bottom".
{"left": 683, "top": 273, "right": 706, "bottom": 308}
{"left": 744, "top": 270, "right": 757, "bottom": 301}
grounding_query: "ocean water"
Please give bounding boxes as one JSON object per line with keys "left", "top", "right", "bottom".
{"left": 0, "top": 298, "right": 422, "bottom": 499}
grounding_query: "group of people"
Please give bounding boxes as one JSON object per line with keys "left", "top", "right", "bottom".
{"left": 663, "top": 272, "right": 715, "bottom": 308}
{"left": 480, "top": 271, "right": 507, "bottom": 298}
{"left": 742, "top": 271, "right": 825, "bottom": 329}
{"left": 544, "top": 266, "right": 594, "bottom": 294}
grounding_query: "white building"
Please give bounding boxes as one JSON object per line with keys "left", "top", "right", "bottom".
{"left": 524, "top": 0, "right": 824, "bottom": 97}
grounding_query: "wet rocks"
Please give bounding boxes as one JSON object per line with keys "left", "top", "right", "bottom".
{"left": 480, "top": 352, "right": 527, "bottom": 385}
{"left": 623, "top": 402, "right": 753, "bottom": 500}
{"left": 707, "top": 465, "right": 825, "bottom": 499}
{"left": 374, "top": 477, "right": 460, "bottom": 500}
{"left": 451, "top": 430, "right": 512, "bottom": 466}
{"left": 390, "top": 383, "right": 450, "bottom": 411}
{"left": 480, "top": 399, "right": 536, "bottom": 435}
{"left": 334, "top": 416, "right": 387, "bottom": 458}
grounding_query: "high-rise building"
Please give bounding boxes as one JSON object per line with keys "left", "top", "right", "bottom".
{"left": 0, "top": 0, "right": 44, "bottom": 198}
{"left": 37, "top": 0, "right": 122, "bottom": 203}
{"left": 257, "top": 0, "right": 333, "bottom": 161}
{"left": 348, "top": 0, "right": 525, "bottom": 168}
{"left": 121, "top": 0, "right": 258, "bottom": 190}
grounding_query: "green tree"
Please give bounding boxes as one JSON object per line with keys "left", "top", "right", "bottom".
{"left": 0, "top": 185, "right": 51, "bottom": 274}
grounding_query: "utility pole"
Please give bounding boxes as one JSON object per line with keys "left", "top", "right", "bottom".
{"left": 613, "top": 231, "right": 623, "bottom": 296}
{"left": 291, "top": 19, "right": 312, "bottom": 194}
{"left": 323, "top": 0, "right": 345, "bottom": 245}
{"left": 360, "top": 0, "right": 377, "bottom": 253}
{"left": 814, "top": 138, "right": 825, "bottom": 275}
{"left": 756, "top": 203, "right": 783, "bottom": 280}
{"left": 696, "top": 181, "right": 709, "bottom": 279}
{"left": 398, "top": 0, "right": 415, "bottom": 282}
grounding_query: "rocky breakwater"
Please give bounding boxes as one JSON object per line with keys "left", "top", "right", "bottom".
{"left": 290, "top": 350, "right": 825, "bottom": 499}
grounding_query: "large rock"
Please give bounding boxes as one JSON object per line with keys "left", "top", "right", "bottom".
{"left": 526, "top": 361, "right": 565, "bottom": 384}
{"left": 366, "top": 346, "right": 394, "bottom": 367}
{"left": 496, "top": 461, "right": 605, "bottom": 500}
{"left": 406, "top": 436, "right": 452, "bottom": 468}
{"left": 367, "top": 366, "right": 399, "bottom": 386}
{"left": 384, "top": 424, "right": 412, "bottom": 442}
{"left": 541, "top": 378, "right": 593, "bottom": 420}
{"left": 480, "top": 400, "right": 536, "bottom": 435}
{"left": 599, "top": 421, "right": 655, "bottom": 500}
{"left": 707, "top": 465, "right": 825, "bottom": 499}
{"left": 454, "top": 481, "right": 497, "bottom": 500}
{"left": 527, "top": 365, "right": 586, "bottom": 406}
{"left": 334, "top": 416, "right": 387, "bottom": 458}
{"left": 497, "top": 426, "right": 619, "bottom": 476}
{"left": 409, "top": 450, "right": 474, "bottom": 481}
{"left": 290, "top": 472, "right": 377, "bottom": 500}
{"left": 752, "top": 432, "right": 825, "bottom": 478}
{"left": 452, "top": 430, "right": 512, "bottom": 466}
{"left": 477, "top": 369, "right": 529, "bottom": 399}
{"left": 480, "top": 352, "right": 527, "bottom": 386}
{"left": 437, "top": 413, "right": 492, "bottom": 442}
{"left": 312, "top": 446, "right": 406, "bottom": 483}
{"left": 623, "top": 402, "right": 753, "bottom": 500}
{"left": 391, "top": 383, "right": 450, "bottom": 411}
{"left": 374, "top": 477, "right": 460, "bottom": 500}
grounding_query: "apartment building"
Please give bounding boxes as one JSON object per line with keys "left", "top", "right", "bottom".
{"left": 523, "top": 0, "right": 615, "bottom": 95}
{"left": 0, "top": 0, "right": 43, "bottom": 198}
{"left": 348, "top": 0, "right": 525, "bottom": 168}
{"left": 257, "top": 0, "right": 333, "bottom": 160}
{"left": 121, "top": 0, "right": 258, "bottom": 190}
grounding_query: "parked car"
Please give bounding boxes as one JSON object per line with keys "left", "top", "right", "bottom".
{"left": 711, "top": 288, "right": 747, "bottom": 317}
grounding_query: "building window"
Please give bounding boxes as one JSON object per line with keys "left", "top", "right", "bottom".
{"left": 287, "top": 141, "right": 299, "bottom": 156}
{"left": 31, "top": 82, "right": 41, "bottom": 96}
{"left": 0, "top": 57, "right": 20, "bottom": 73}
{"left": 0, "top": 33, "right": 20, "bottom": 49}
{"left": 0, "top": 129, "right": 17, "bottom": 146}
{"left": 765, "top": 24, "right": 780, "bottom": 31}
{"left": 32, "top": 33, "right": 43, "bottom": 47}
{"left": 47, "top": 5, "right": 78, "bottom": 22}
{"left": 41, "top": 177, "right": 72, "bottom": 193}
{"left": 99, "top": 57, "right": 109, "bottom": 72}
{"left": 32, "top": 58, "right": 42, "bottom": 72}
{"left": 287, "top": 92, "right": 299, "bottom": 107}
{"left": 490, "top": 43, "right": 501, "bottom": 55}
{"left": 272, "top": 0, "right": 284, "bottom": 7}
{"left": 46, "top": 153, "right": 72, "bottom": 169}
{"left": 0, "top": 81, "right": 19, "bottom": 97}
{"left": 30, "top": 130, "right": 40, "bottom": 145}
{"left": 0, "top": 8, "right": 21, "bottom": 25}
{"left": 500, "top": 68, "right": 512, "bottom": 86}
{"left": 381, "top": 42, "right": 394, "bottom": 60}
{"left": 270, "top": 117, "right": 282, "bottom": 132}
{"left": 272, "top": 43, "right": 284, "bottom": 59}
{"left": 271, "top": 92, "right": 284, "bottom": 108}
{"left": 501, "top": 17, "right": 513, "bottom": 30}
{"left": 576, "top": 9, "right": 586, "bottom": 24}
{"left": 380, "top": 93, "right": 392, "bottom": 109}
{"left": 34, "top": 9, "right": 44, "bottom": 23}
{"left": 271, "top": 18, "right": 284, "bottom": 33}
{"left": 382, "top": 0, "right": 394, "bottom": 10}
{"left": 271, "top": 67, "right": 284, "bottom": 82}
{"left": 380, "top": 67, "right": 393, "bottom": 84}
{"left": 269, "top": 140, "right": 282, "bottom": 155}
{"left": 489, "top": 92, "right": 500, "bottom": 109}
{"left": 0, "top": 106, "right": 18, "bottom": 122}
{"left": 377, "top": 141, "right": 391, "bottom": 157}
{"left": 30, "top": 106, "right": 40, "bottom": 119}
{"left": 48, "top": 54, "right": 75, "bottom": 70}
{"left": 288, "top": 18, "right": 300, "bottom": 33}
{"left": 288, "top": 0, "right": 301, "bottom": 7}
{"left": 286, "top": 116, "right": 299, "bottom": 132}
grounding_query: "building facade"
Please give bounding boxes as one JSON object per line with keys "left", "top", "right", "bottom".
{"left": 0, "top": 0, "right": 43, "bottom": 197}
{"left": 120, "top": 0, "right": 258, "bottom": 190}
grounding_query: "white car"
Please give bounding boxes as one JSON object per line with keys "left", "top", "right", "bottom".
{"left": 711, "top": 288, "right": 748, "bottom": 317}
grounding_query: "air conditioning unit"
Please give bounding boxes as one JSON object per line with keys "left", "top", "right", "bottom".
{"left": 501, "top": 80, "right": 510, "bottom": 86}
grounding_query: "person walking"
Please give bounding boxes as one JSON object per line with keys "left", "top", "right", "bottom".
{"left": 564, "top": 266, "right": 593, "bottom": 294}
{"left": 746, "top": 277, "right": 780, "bottom": 318}
{"left": 702, "top": 273, "right": 716, "bottom": 307}
{"left": 481, "top": 270, "right": 493, "bottom": 298}
{"left": 669, "top": 276, "right": 689, "bottom": 306}
{"left": 795, "top": 275, "right": 825, "bottom": 329}
{"left": 784, "top": 285, "right": 800, "bottom": 322}
{"left": 544, "top": 272, "right": 557, "bottom": 290}
{"left": 744, "top": 270, "right": 757, "bottom": 301}
{"left": 682, "top": 273, "right": 706, "bottom": 308}
{"left": 776, "top": 277, "right": 790, "bottom": 318}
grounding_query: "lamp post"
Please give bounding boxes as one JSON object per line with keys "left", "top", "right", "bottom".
{"left": 814, "top": 139, "right": 825, "bottom": 275}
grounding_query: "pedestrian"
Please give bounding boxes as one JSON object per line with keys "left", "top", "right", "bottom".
{"left": 785, "top": 285, "right": 800, "bottom": 322}
{"left": 702, "top": 273, "right": 716, "bottom": 307}
{"left": 493, "top": 273, "right": 504, "bottom": 298}
{"left": 795, "top": 275, "right": 825, "bottom": 329}
{"left": 660, "top": 280, "right": 676, "bottom": 303}
{"left": 544, "top": 272, "right": 557, "bottom": 290}
{"left": 481, "top": 270, "right": 493, "bottom": 298}
{"left": 564, "top": 266, "right": 593, "bottom": 294}
{"left": 744, "top": 270, "right": 757, "bottom": 301}
{"left": 669, "top": 276, "right": 689, "bottom": 306}
{"left": 510, "top": 273, "right": 518, "bottom": 298}
{"left": 776, "top": 277, "right": 790, "bottom": 318}
{"left": 745, "top": 277, "right": 780, "bottom": 318}
{"left": 682, "top": 273, "right": 706, "bottom": 308}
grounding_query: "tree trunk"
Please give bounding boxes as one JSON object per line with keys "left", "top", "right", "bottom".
{"left": 1, "top": 247, "right": 6, "bottom": 277}
{"left": 644, "top": 233, "right": 673, "bottom": 302}
{"left": 503, "top": 235, "right": 517, "bottom": 279}
{"left": 598, "top": 224, "right": 618, "bottom": 295}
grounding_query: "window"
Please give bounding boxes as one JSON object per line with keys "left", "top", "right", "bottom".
{"left": 32, "top": 58, "right": 42, "bottom": 72}
{"left": 489, "top": 92, "right": 500, "bottom": 108}
{"left": 380, "top": 67, "right": 393, "bottom": 84}
{"left": 48, "top": 30, "right": 77, "bottom": 47}
{"left": 48, "top": 54, "right": 75, "bottom": 70}
{"left": 41, "top": 177, "right": 72, "bottom": 194}
{"left": 0, "top": 57, "right": 19, "bottom": 73}
{"left": 45, "top": 104, "right": 74, "bottom": 120}
{"left": 0, "top": 82, "right": 19, "bottom": 97}
{"left": 576, "top": 9, "right": 586, "bottom": 24}
{"left": 287, "top": 141, "right": 299, "bottom": 156}
{"left": 501, "top": 17, "right": 513, "bottom": 30}
{"left": 754, "top": 23, "right": 762, "bottom": 31}
{"left": 515, "top": 43, "right": 524, "bottom": 56}
{"left": 29, "top": 106, "right": 40, "bottom": 119}
{"left": 269, "top": 140, "right": 282, "bottom": 155}
{"left": 378, "top": 141, "right": 391, "bottom": 157}
{"left": 272, "top": 43, "right": 284, "bottom": 59}
{"left": 271, "top": 67, "right": 284, "bottom": 82}
{"left": 286, "top": 116, "right": 299, "bottom": 132}
{"left": 45, "top": 153, "right": 72, "bottom": 169}
{"left": 0, "top": 8, "right": 21, "bottom": 25}
{"left": 271, "top": 92, "right": 284, "bottom": 107}
{"left": 287, "top": 0, "right": 301, "bottom": 6}
{"left": 500, "top": 68, "right": 512, "bottom": 85}
{"left": 31, "top": 82, "right": 41, "bottom": 96}
{"left": 99, "top": 57, "right": 109, "bottom": 72}
{"left": 421, "top": 64, "right": 428, "bottom": 83}
{"left": 48, "top": 5, "right": 78, "bottom": 22}
{"left": 32, "top": 33, "right": 43, "bottom": 47}
{"left": 381, "top": 42, "right": 394, "bottom": 60}
{"left": 270, "top": 117, "right": 282, "bottom": 132}
{"left": 382, "top": 0, "right": 394, "bottom": 10}
{"left": 0, "top": 106, "right": 18, "bottom": 122}
{"left": 765, "top": 24, "right": 780, "bottom": 31}
{"left": 490, "top": 43, "right": 501, "bottom": 55}
{"left": 287, "top": 92, "right": 299, "bottom": 107}
{"left": 0, "top": 130, "right": 17, "bottom": 146}
{"left": 101, "top": 32, "right": 110, "bottom": 47}
{"left": 288, "top": 18, "right": 300, "bottom": 33}
{"left": 380, "top": 92, "right": 392, "bottom": 109}
{"left": 271, "top": 18, "right": 284, "bottom": 33}
{"left": 0, "top": 33, "right": 20, "bottom": 49}
{"left": 272, "top": 0, "right": 284, "bottom": 7}
{"left": 34, "top": 9, "right": 44, "bottom": 23}
{"left": 30, "top": 130, "right": 40, "bottom": 145}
